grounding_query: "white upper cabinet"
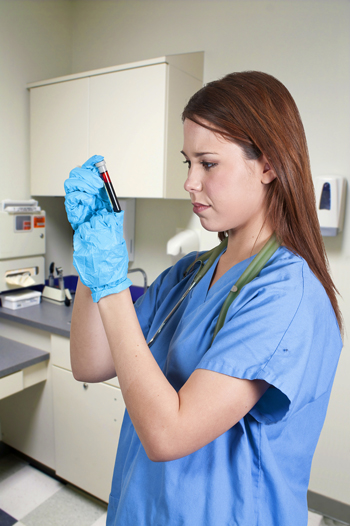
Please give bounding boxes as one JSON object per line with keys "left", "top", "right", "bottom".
{"left": 28, "top": 53, "right": 204, "bottom": 198}
{"left": 89, "top": 64, "right": 166, "bottom": 198}
{"left": 29, "top": 78, "right": 89, "bottom": 196}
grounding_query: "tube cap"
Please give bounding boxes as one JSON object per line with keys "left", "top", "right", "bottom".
{"left": 95, "top": 160, "right": 107, "bottom": 173}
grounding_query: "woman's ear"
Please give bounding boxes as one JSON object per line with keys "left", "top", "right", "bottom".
{"left": 261, "top": 161, "right": 276, "bottom": 184}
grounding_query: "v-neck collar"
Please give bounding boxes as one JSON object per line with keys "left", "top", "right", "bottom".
{"left": 192, "top": 248, "right": 256, "bottom": 303}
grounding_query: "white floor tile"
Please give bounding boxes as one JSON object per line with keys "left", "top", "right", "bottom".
{"left": 91, "top": 511, "right": 107, "bottom": 525}
{"left": 0, "top": 464, "right": 63, "bottom": 520}
{"left": 308, "top": 511, "right": 323, "bottom": 526}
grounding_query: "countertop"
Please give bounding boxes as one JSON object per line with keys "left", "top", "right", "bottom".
{"left": 0, "top": 335, "right": 49, "bottom": 378}
{"left": 0, "top": 297, "right": 73, "bottom": 338}
{"left": 0, "top": 285, "right": 144, "bottom": 339}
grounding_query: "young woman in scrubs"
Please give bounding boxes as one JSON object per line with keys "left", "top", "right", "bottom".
{"left": 65, "top": 71, "right": 343, "bottom": 526}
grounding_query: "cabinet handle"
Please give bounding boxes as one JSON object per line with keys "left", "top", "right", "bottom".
{"left": 83, "top": 383, "right": 89, "bottom": 390}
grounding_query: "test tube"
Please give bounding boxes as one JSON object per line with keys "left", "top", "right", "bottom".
{"left": 95, "top": 160, "right": 121, "bottom": 213}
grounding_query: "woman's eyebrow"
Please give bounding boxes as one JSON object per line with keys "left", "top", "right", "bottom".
{"left": 180, "top": 150, "right": 218, "bottom": 157}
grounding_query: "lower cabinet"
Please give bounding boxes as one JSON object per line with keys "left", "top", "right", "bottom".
{"left": 0, "top": 321, "right": 55, "bottom": 469}
{"left": 52, "top": 366, "right": 125, "bottom": 502}
{"left": 0, "top": 327, "right": 125, "bottom": 503}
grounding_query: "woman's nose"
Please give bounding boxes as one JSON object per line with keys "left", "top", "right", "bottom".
{"left": 184, "top": 167, "right": 203, "bottom": 193}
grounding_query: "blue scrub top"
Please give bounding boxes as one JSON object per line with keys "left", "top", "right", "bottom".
{"left": 106, "top": 246, "right": 342, "bottom": 526}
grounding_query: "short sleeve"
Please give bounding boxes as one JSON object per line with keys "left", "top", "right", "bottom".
{"left": 196, "top": 259, "right": 342, "bottom": 425}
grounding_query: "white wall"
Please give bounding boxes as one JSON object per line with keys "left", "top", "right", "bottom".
{"left": 0, "top": 0, "right": 73, "bottom": 201}
{"left": 1, "top": 0, "right": 349, "bottom": 506}
{"left": 0, "top": 0, "right": 75, "bottom": 277}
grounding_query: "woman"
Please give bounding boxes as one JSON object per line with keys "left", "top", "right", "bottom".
{"left": 64, "top": 71, "right": 343, "bottom": 526}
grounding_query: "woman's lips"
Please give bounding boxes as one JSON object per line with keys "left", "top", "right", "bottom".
{"left": 192, "top": 202, "right": 211, "bottom": 214}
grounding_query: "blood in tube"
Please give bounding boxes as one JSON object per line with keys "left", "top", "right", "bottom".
{"left": 95, "top": 160, "right": 121, "bottom": 213}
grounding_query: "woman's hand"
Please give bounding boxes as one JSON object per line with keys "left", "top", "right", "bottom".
{"left": 64, "top": 154, "right": 112, "bottom": 230}
{"left": 73, "top": 209, "right": 132, "bottom": 302}
{"left": 64, "top": 155, "right": 132, "bottom": 302}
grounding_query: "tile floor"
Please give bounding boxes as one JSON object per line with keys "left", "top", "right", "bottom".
{"left": 0, "top": 448, "right": 347, "bottom": 526}
{"left": 0, "top": 451, "right": 107, "bottom": 526}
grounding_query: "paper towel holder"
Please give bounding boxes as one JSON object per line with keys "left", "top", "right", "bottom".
{"left": 167, "top": 229, "right": 200, "bottom": 256}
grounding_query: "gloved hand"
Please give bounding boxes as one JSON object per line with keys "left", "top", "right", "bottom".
{"left": 64, "top": 154, "right": 112, "bottom": 231}
{"left": 73, "top": 209, "right": 132, "bottom": 302}
{"left": 64, "top": 155, "right": 131, "bottom": 302}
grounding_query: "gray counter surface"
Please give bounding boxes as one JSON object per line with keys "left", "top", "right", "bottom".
{"left": 0, "top": 298, "right": 72, "bottom": 338}
{"left": 0, "top": 335, "right": 49, "bottom": 378}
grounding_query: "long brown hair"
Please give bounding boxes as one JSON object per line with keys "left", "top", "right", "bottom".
{"left": 182, "top": 71, "right": 342, "bottom": 332}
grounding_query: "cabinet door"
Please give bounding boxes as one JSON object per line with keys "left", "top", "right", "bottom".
{"left": 30, "top": 78, "right": 89, "bottom": 196}
{"left": 52, "top": 366, "right": 125, "bottom": 502}
{"left": 89, "top": 64, "right": 167, "bottom": 198}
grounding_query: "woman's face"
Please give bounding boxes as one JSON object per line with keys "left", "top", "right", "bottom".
{"left": 182, "top": 118, "right": 274, "bottom": 237}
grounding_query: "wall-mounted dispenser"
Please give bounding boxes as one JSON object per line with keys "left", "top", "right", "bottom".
{"left": 315, "top": 176, "right": 347, "bottom": 236}
{"left": 166, "top": 213, "right": 219, "bottom": 262}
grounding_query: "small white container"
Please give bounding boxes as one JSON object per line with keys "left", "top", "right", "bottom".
{"left": 1, "top": 290, "right": 42, "bottom": 310}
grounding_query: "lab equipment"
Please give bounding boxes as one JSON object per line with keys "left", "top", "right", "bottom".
{"left": 1, "top": 290, "right": 42, "bottom": 310}
{"left": 42, "top": 265, "right": 70, "bottom": 304}
{"left": 95, "top": 160, "right": 121, "bottom": 213}
{"left": 127, "top": 268, "right": 148, "bottom": 293}
{"left": 64, "top": 288, "right": 72, "bottom": 306}
{"left": 1, "top": 199, "right": 41, "bottom": 213}
{"left": 315, "top": 176, "right": 347, "bottom": 236}
{"left": 56, "top": 266, "right": 64, "bottom": 290}
{"left": 95, "top": 160, "right": 136, "bottom": 261}
{"left": 48, "top": 262, "right": 55, "bottom": 287}
{"left": 73, "top": 209, "right": 132, "bottom": 302}
{"left": 0, "top": 199, "right": 46, "bottom": 293}
{"left": 148, "top": 233, "right": 280, "bottom": 347}
{"left": 42, "top": 286, "right": 65, "bottom": 303}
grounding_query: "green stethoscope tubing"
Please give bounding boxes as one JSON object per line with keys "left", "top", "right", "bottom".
{"left": 147, "top": 233, "right": 280, "bottom": 348}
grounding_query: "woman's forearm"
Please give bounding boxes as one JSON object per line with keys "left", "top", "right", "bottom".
{"left": 98, "top": 290, "right": 181, "bottom": 460}
{"left": 70, "top": 279, "right": 116, "bottom": 382}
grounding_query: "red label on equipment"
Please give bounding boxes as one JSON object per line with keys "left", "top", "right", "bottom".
{"left": 23, "top": 221, "right": 31, "bottom": 230}
{"left": 34, "top": 216, "right": 45, "bottom": 228}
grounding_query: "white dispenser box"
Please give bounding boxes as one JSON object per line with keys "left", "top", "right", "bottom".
{"left": 1, "top": 290, "right": 42, "bottom": 310}
{"left": 315, "top": 177, "right": 347, "bottom": 236}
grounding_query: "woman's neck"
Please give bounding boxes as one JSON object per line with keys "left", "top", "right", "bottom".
{"left": 209, "top": 222, "right": 274, "bottom": 290}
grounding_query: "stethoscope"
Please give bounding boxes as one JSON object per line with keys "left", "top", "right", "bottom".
{"left": 147, "top": 233, "right": 280, "bottom": 348}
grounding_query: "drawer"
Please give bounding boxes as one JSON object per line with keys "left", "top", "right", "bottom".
{"left": 0, "top": 361, "right": 48, "bottom": 400}
{"left": 51, "top": 334, "right": 120, "bottom": 387}
{"left": 51, "top": 334, "right": 70, "bottom": 369}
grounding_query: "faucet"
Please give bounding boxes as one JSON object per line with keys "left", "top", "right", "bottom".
{"left": 127, "top": 268, "right": 148, "bottom": 293}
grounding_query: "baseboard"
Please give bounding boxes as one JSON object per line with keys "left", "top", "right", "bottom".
{"left": 308, "top": 490, "right": 350, "bottom": 524}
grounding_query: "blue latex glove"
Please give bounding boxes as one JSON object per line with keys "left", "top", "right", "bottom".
{"left": 73, "top": 209, "right": 132, "bottom": 302}
{"left": 64, "top": 155, "right": 112, "bottom": 231}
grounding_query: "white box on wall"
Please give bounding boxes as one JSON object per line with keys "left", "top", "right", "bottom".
{"left": 315, "top": 176, "right": 347, "bottom": 236}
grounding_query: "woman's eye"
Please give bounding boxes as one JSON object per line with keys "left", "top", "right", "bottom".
{"left": 201, "top": 162, "right": 217, "bottom": 171}
{"left": 183, "top": 160, "right": 191, "bottom": 169}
